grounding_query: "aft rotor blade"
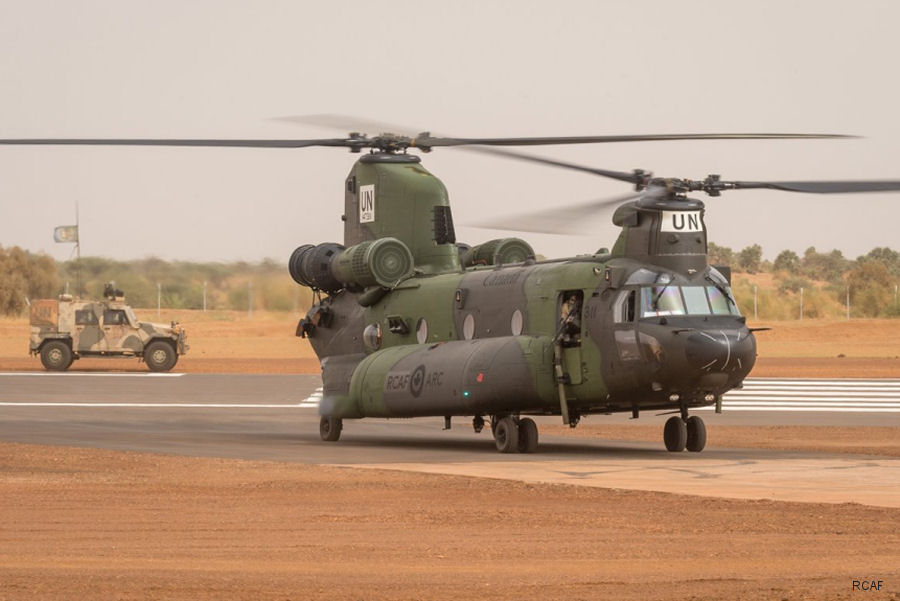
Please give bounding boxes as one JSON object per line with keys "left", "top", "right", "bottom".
{"left": 0, "top": 138, "right": 356, "bottom": 148}
{"left": 731, "top": 180, "right": 900, "bottom": 194}
{"left": 275, "top": 114, "right": 419, "bottom": 137}
{"left": 468, "top": 193, "right": 642, "bottom": 235}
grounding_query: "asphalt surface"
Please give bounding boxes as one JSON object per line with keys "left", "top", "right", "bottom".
{"left": 1, "top": 373, "right": 898, "bottom": 507}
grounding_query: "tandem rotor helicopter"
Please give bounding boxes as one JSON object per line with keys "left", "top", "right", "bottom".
{"left": 4, "top": 123, "right": 900, "bottom": 453}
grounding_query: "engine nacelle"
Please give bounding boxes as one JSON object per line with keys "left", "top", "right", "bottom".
{"left": 289, "top": 237, "right": 415, "bottom": 293}
{"left": 461, "top": 237, "right": 535, "bottom": 267}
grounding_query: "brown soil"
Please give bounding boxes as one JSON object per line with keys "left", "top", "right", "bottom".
{"left": 1, "top": 442, "right": 898, "bottom": 601}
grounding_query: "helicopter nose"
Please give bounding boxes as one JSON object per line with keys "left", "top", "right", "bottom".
{"left": 684, "top": 329, "right": 755, "bottom": 373}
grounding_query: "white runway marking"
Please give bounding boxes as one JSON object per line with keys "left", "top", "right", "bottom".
{"left": 0, "top": 372, "right": 184, "bottom": 377}
{"left": 0, "top": 402, "right": 317, "bottom": 408}
{"left": 712, "top": 378, "right": 900, "bottom": 412}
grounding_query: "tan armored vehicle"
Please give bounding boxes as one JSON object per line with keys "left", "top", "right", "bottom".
{"left": 29, "top": 285, "right": 188, "bottom": 372}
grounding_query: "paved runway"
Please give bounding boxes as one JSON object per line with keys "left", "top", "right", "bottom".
{"left": 1, "top": 373, "right": 898, "bottom": 507}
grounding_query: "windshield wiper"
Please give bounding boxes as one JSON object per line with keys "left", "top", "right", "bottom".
{"left": 705, "top": 275, "right": 736, "bottom": 306}
{"left": 651, "top": 277, "right": 673, "bottom": 310}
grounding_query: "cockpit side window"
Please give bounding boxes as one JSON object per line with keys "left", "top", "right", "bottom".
{"left": 613, "top": 290, "right": 636, "bottom": 323}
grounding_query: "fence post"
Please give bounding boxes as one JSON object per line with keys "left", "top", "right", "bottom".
{"left": 753, "top": 285, "right": 758, "bottom": 320}
{"left": 203, "top": 281, "right": 207, "bottom": 312}
{"left": 799, "top": 287, "right": 803, "bottom": 320}
{"left": 846, "top": 286, "right": 850, "bottom": 320}
{"left": 157, "top": 282, "right": 161, "bottom": 319}
{"left": 248, "top": 281, "right": 253, "bottom": 318}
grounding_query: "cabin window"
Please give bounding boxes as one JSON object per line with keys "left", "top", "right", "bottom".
{"left": 463, "top": 314, "right": 475, "bottom": 340}
{"left": 416, "top": 318, "right": 428, "bottom": 344}
{"left": 510, "top": 309, "right": 524, "bottom": 335}
{"left": 363, "top": 323, "right": 382, "bottom": 352}
{"left": 75, "top": 309, "right": 98, "bottom": 326}
{"left": 103, "top": 309, "right": 127, "bottom": 325}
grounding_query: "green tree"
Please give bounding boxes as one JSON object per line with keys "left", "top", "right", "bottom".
{"left": 773, "top": 249, "right": 801, "bottom": 273}
{"left": 707, "top": 242, "right": 734, "bottom": 266}
{"left": 801, "top": 247, "right": 847, "bottom": 283}
{"left": 846, "top": 260, "right": 894, "bottom": 317}
{"left": 0, "top": 246, "right": 60, "bottom": 315}
{"left": 737, "top": 244, "right": 763, "bottom": 274}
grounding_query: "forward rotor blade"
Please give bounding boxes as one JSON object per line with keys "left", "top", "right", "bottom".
{"left": 731, "top": 180, "right": 900, "bottom": 194}
{"left": 467, "top": 193, "right": 642, "bottom": 235}
{"left": 421, "top": 132, "right": 855, "bottom": 148}
{"left": 0, "top": 138, "right": 356, "bottom": 148}
{"left": 460, "top": 146, "right": 643, "bottom": 184}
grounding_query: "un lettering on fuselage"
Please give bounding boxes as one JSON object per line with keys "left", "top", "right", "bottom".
{"left": 660, "top": 210, "right": 702, "bottom": 233}
{"left": 359, "top": 184, "right": 375, "bottom": 223}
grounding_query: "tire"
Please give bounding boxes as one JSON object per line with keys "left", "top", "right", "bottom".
{"left": 664, "top": 416, "right": 687, "bottom": 452}
{"left": 494, "top": 416, "right": 519, "bottom": 453}
{"left": 517, "top": 417, "right": 539, "bottom": 453}
{"left": 144, "top": 340, "right": 176, "bottom": 372}
{"left": 40, "top": 341, "right": 72, "bottom": 371}
{"left": 320, "top": 416, "right": 342, "bottom": 442}
{"left": 686, "top": 415, "right": 707, "bottom": 452}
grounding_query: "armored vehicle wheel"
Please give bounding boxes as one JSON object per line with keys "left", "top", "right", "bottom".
{"left": 40, "top": 341, "right": 72, "bottom": 371}
{"left": 493, "top": 416, "right": 519, "bottom": 453}
{"left": 664, "top": 416, "right": 687, "bottom": 452}
{"left": 320, "top": 416, "right": 342, "bottom": 442}
{"left": 685, "top": 415, "right": 707, "bottom": 452}
{"left": 144, "top": 341, "right": 177, "bottom": 372}
{"left": 517, "top": 417, "right": 539, "bottom": 453}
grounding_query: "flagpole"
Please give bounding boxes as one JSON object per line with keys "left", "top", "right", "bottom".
{"left": 76, "top": 202, "right": 81, "bottom": 298}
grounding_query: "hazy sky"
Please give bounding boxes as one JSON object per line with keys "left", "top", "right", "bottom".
{"left": 1, "top": 0, "right": 898, "bottom": 264}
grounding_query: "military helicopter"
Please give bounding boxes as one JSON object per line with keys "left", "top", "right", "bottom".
{"left": 4, "top": 128, "right": 900, "bottom": 453}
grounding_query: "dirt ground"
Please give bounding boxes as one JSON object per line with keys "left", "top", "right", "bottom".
{"left": 1, "top": 443, "right": 898, "bottom": 601}
{"left": 1, "top": 312, "right": 899, "bottom": 599}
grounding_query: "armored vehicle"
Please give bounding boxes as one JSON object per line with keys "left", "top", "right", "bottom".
{"left": 29, "top": 286, "right": 188, "bottom": 372}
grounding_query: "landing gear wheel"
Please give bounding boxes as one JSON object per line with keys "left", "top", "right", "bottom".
{"left": 664, "top": 416, "right": 687, "bottom": 452}
{"left": 40, "top": 341, "right": 72, "bottom": 371}
{"left": 144, "top": 341, "right": 176, "bottom": 372}
{"left": 686, "top": 415, "right": 707, "bottom": 452}
{"left": 517, "top": 417, "right": 539, "bottom": 453}
{"left": 320, "top": 416, "right": 342, "bottom": 442}
{"left": 493, "top": 416, "right": 519, "bottom": 453}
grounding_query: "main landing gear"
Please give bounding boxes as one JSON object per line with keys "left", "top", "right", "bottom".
{"left": 490, "top": 415, "right": 539, "bottom": 454}
{"left": 663, "top": 414, "right": 706, "bottom": 452}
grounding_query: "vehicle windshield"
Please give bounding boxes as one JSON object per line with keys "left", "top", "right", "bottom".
{"left": 640, "top": 285, "right": 740, "bottom": 317}
{"left": 125, "top": 307, "right": 138, "bottom": 325}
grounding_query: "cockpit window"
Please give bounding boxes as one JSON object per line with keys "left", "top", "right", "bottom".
{"left": 682, "top": 286, "right": 711, "bottom": 315}
{"left": 642, "top": 286, "right": 685, "bottom": 317}
{"left": 707, "top": 286, "right": 739, "bottom": 315}
{"left": 641, "top": 285, "right": 740, "bottom": 317}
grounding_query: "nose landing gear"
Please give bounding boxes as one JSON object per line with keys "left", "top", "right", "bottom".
{"left": 664, "top": 414, "right": 707, "bottom": 452}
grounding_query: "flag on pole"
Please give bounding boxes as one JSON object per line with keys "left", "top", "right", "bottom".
{"left": 53, "top": 225, "right": 79, "bottom": 243}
